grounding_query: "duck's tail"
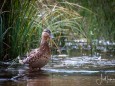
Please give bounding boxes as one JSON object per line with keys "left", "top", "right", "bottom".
{"left": 17, "top": 56, "right": 24, "bottom": 64}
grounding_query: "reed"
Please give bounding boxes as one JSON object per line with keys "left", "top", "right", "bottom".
{"left": 0, "top": 0, "right": 42, "bottom": 59}
{"left": 8, "top": 0, "right": 43, "bottom": 58}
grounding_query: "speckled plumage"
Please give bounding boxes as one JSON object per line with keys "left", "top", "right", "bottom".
{"left": 19, "top": 29, "right": 51, "bottom": 70}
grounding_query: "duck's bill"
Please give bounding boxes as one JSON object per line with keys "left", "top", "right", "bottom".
{"left": 50, "top": 34, "right": 54, "bottom": 39}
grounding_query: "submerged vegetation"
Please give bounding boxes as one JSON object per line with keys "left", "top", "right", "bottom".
{"left": 0, "top": 0, "right": 115, "bottom": 61}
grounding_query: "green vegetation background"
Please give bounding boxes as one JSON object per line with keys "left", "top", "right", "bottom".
{"left": 0, "top": 0, "right": 115, "bottom": 60}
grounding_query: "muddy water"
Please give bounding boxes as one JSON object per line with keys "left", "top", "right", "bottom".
{"left": 0, "top": 55, "right": 115, "bottom": 86}
{"left": 1, "top": 74, "right": 115, "bottom": 86}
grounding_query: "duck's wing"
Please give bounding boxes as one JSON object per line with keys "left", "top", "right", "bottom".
{"left": 27, "top": 48, "right": 38, "bottom": 56}
{"left": 21, "top": 48, "right": 43, "bottom": 64}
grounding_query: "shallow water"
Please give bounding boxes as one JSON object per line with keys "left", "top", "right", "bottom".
{"left": 0, "top": 55, "right": 115, "bottom": 86}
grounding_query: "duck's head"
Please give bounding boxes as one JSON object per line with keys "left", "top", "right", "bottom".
{"left": 42, "top": 29, "right": 52, "bottom": 40}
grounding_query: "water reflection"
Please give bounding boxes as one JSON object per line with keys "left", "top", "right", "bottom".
{"left": 1, "top": 75, "right": 115, "bottom": 86}
{"left": 26, "top": 73, "right": 51, "bottom": 86}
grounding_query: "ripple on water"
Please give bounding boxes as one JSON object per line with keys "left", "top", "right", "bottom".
{"left": 48, "top": 56, "right": 115, "bottom": 70}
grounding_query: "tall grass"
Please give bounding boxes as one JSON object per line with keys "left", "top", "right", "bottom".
{"left": 2, "top": 0, "right": 113, "bottom": 60}
{"left": 0, "top": 0, "right": 43, "bottom": 59}
{"left": 1, "top": 0, "right": 88, "bottom": 60}
{"left": 0, "top": 0, "right": 11, "bottom": 59}
{"left": 8, "top": 0, "right": 43, "bottom": 58}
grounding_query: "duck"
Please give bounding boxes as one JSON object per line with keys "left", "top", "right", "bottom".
{"left": 18, "top": 29, "right": 52, "bottom": 70}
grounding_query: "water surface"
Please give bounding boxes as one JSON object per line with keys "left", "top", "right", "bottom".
{"left": 0, "top": 55, "right": 115, "bottom": 86}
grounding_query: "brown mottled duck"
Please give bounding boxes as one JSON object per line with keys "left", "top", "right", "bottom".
{"left": 18, "top": 29, "right": 52, "bottom": 70}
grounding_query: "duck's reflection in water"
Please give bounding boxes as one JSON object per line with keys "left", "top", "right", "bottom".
{"left": 27, "top": 73, "right": 51, "bottom": 86}
{"left": 16, "top": 69, "right": 51, "bottom": 86}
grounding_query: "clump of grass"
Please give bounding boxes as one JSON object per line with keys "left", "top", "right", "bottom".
{"left": 8, "top": 0, "right": 41, "bottom": 58}
{"left": 36, "top": 0, "right": 88, "bottom": 45}
{"left": 1, "top": 0, "right": 92, "bottom": 60}
{"left": 1, "top": 0, "right": 46, "bottom": 59}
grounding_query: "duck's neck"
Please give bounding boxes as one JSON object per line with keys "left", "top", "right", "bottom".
{"left": 39, "top": 38, "right": 51, "bottom": 55}
{"left": 40, "top": 38, "right": 49, "bottom": 49}
{"left": 40, "top": 38, "right": 48, "bottom": 44}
